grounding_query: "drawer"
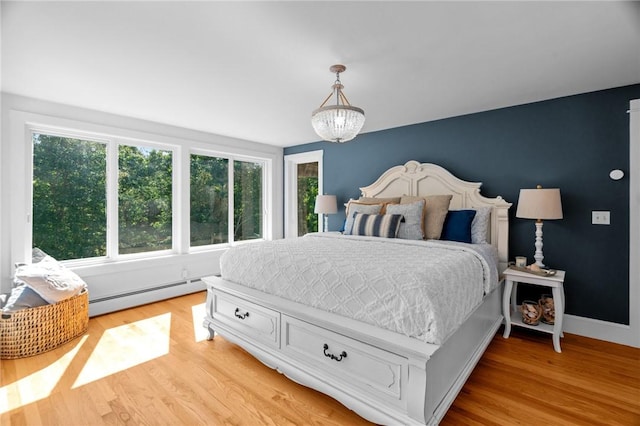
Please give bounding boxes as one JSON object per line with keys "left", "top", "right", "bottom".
{"left": 282, "top": 315, "right": 405, "bottom": 405}
{"left": 211, "top": 290, "right": 280, "bottom": 349}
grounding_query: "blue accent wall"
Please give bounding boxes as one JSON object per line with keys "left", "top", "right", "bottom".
{"left": 285, "top": 84, "right": 640, "bottom": 325}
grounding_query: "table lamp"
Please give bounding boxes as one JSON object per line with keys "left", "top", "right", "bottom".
{"left": 516, "top": 185, "right": 563, "bottom": 267}
{"left": 314, "top": 195, "right": 337, "bottom": 232}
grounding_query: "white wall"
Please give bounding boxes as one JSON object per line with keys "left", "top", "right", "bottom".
{"left": 1, "top": 93, "right": 283, "bottom": 315}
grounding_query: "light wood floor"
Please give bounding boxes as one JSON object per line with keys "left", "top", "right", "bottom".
{"left": 1, "top": 292, "right": 638, "bottom": 425}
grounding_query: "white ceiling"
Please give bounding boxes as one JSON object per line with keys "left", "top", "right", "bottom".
{"left": 2, "top": 1, "right": 639, "bottom": 147}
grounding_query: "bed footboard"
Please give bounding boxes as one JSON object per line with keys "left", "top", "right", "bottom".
{"left": 202, "top": 275, "right": 503, "bottom": 425}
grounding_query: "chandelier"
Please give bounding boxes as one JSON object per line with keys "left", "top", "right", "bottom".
{"left": 311, "top": 64, "right": 365, "bottom": 143}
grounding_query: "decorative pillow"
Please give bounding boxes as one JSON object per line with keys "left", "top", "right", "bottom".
{"left": 348, "top": 213, "right": 403, "bottom": 238}
{"left": 385, "top": 200, "right": 425, "bottom": 240}
{"left": 1, "top": 283, "right": 48, "bottom": 313}
{"left": 441, "top": 209, "right": 477, "bottom": 243}
{"left": 15, "top": 255, "right": 87, "bottom": 304}
{"left": 471, "top": 206, "right": 492, "bottom": 244}
{"left": 400, "top": 195, "right": 453, "bottom": 240}
{"left": 343, "top": 201, "right": 384, "bottom": 234}
{"left": 357, "top": 197, "right": 401, "bottom": 212}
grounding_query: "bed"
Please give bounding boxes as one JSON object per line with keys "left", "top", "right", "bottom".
{"left": 202, "top": 160, "right": 511, "bottom": 425}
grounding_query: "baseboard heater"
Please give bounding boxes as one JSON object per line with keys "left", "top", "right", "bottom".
{"left": 88, "top": 279, "right": 205, "bottom": 316}
{"left": 89, "top": 279, "right": 202, "bottom": 304}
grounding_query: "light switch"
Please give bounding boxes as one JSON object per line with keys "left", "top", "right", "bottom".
{"left": 592, "top": 211, "right": 610, "bottom": 225}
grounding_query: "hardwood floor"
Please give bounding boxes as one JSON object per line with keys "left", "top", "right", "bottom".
{"left": 1, "top": 292, "right": 638, "bottom": 425}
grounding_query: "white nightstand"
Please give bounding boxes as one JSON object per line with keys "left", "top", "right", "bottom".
{"left": 502, "top": 267, "right": 566, "bottom": 353}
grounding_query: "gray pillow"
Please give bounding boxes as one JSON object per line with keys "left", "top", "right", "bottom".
{"left": 385, "top": 200, "right": 425, "bottom": 240}
{"left": 471, "top": 207, "right": 492, "bottom": 244}
{"left": 2, "top": 283, "right": 48, "bottom": 313}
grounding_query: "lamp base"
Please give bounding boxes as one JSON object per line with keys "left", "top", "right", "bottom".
{"left": 533, "top": 220, "right": 545, "bottom": 267}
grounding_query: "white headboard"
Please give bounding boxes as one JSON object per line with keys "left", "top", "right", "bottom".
{"left": 359, "top": 160, "right": 512, "bottom": 271}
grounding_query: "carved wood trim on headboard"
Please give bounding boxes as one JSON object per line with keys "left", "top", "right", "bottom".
{"left": 359, "top": 160, "right": 512, "bottom": 271}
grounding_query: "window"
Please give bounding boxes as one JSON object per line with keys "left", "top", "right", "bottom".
{"left": 189, "top": 154, "right": 264, "bottom": 247}
{"left": 32, "top": 133, "right": 107, "bottom": 260}
{"left": 32, "top": 132, "right": 175, "bottom": 261}
{"left": 118, "top": 145, "right": 173, "bottom": 254}
{"left": 21, "top": 117, "right": 273, "bottom": 267}
{"left": 234, "top": 160, "right": 263, "bottom": 241}
{"left": 190, "top": 155, "right": 229, "bottom": 246}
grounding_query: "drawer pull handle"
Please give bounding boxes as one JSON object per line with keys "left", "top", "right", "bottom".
{"left": 323, "top": 343, "right": 347, "bottom": 362}
{"left": 234, "top": 308, "right": 250, "bottom": 320}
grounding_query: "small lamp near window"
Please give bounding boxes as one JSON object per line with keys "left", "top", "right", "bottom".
{"left": 516, "top": 185, "right": 563, "bottom": 267}
{"left": 314, "top": 195, "right": 337, "bottom": 232}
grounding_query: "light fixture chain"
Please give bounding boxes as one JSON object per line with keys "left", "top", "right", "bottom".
{"left": 334, "top": 71, "right": 342, "bottom": 107}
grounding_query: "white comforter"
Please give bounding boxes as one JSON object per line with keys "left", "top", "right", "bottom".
{"left": 220, "top": 233, "right": 499, "bottom": 345}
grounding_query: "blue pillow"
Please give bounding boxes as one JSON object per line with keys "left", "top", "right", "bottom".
{"left": 441, "top": 210, "right": 477, "bottom": 243}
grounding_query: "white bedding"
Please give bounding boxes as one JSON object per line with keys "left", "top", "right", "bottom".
{"left": 220, "top": 233, "right": 499, "bottom": 345}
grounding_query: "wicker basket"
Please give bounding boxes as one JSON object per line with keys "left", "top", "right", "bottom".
{"left": 0, "top": 289, "right": 88, "bottom": 359}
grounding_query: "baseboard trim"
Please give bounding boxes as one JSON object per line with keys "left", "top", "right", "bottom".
{"left": 564, "top": 314, "right": 638, "bottom": 348}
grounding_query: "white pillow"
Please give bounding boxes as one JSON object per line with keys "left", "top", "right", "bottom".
{"left": 15, "top": 256, "right": 87, "bottom": 304}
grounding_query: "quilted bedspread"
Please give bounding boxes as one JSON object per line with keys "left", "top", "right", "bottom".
{"left": 220, "top": 233, "right": 499, "bottom": 345}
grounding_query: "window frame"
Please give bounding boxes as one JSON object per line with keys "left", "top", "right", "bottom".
{"left": 31, "top": 129, "right": 111, "bottom": 262}
{"left": 10, "top": 112, "right": 273, "bottom": 270}
{"left": 189, "top": 148, "right": 269, "bottom": 252}
{"left": 114, "top": 141, "right": 178, "bottom": 260}
{"left": 27, "top": 126, "right": 181, "bottom": 265}
{"left": 230, "top": 156, "right": 267, "bottom": 244}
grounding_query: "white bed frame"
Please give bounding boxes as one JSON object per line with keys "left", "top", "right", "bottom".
{"left": 203, "top": 161, "right": 511, "bottom": 425}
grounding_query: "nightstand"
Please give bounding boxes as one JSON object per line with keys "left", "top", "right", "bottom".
{"left": 502, "top": 267, "right": 566, "bottom": 353}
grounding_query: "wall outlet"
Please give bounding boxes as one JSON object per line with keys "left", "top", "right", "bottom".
{"left": 592, "top": 211, "right": 610, "bottom": 225}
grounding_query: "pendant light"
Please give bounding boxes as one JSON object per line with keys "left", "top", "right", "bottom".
{"left": 311, "top": 64, "right": 365, "bottom": 143}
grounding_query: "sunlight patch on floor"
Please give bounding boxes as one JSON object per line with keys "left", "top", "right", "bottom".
{"left": 0, "top": 335, "right": 87, "bottom": 414}
{"left": 192, "top": 302, "right": 209, "bottom": 342}
{"left": 73, "top": 313, "right": 171, "bottom": 388}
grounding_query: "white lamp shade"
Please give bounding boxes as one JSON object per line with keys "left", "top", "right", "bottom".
{"left": 516, "top": 188, "right": 563, "bottom": 220}
{"left": 314, "top": 195, "right": 338, "bottom": 214}
{"left": 311, "top": 105, "right": 365, "bottom": 143}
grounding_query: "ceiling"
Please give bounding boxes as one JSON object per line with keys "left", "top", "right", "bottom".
{"left": 2, "top": 1, "right": 639, "bottom": 147}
